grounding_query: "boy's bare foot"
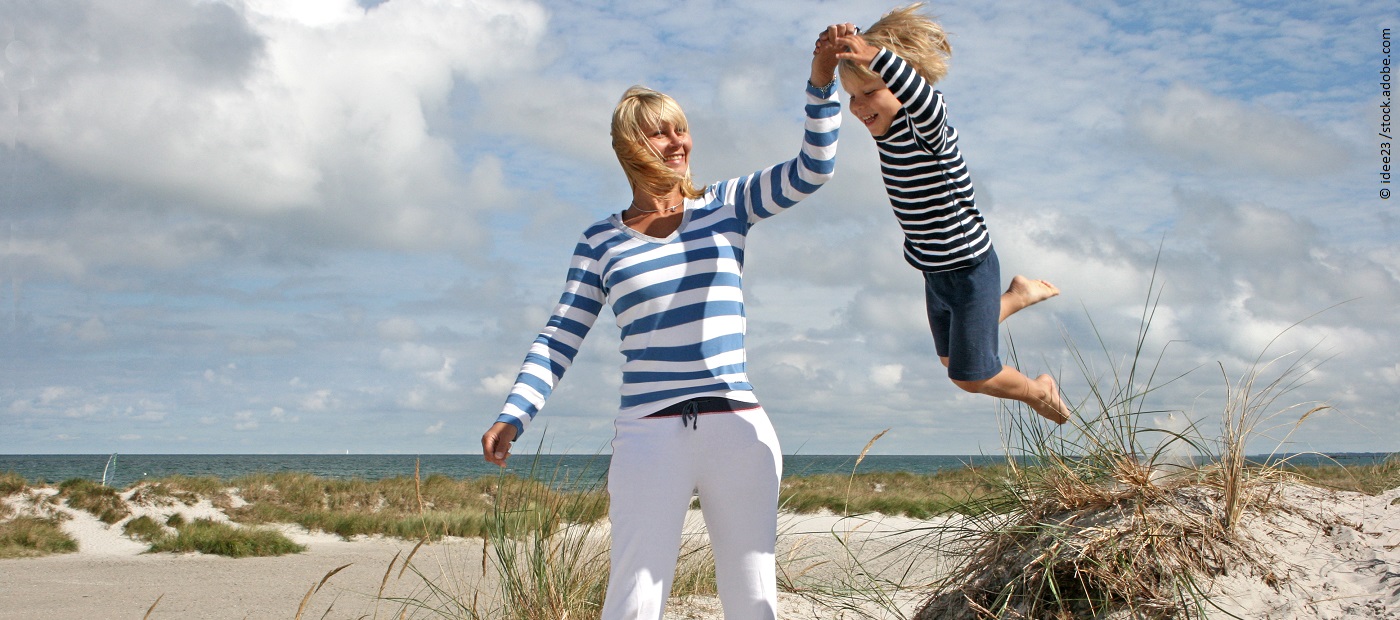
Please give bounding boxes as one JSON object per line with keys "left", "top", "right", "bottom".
{"left": 1028, "top": 374, "right": 1071, "bottom": 425}
{"left": 1000, "top": 275, "right": 1060, "bottom": 321}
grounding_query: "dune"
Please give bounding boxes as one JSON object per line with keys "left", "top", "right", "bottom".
{"left": 1, "top": 482, "right": 1397, "bottom": 619}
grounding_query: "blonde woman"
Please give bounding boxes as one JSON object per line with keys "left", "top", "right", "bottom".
{"left": 480, "top": 26, "right": 849, "bottom": 620}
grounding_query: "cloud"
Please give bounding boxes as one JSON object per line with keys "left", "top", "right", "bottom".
{"left": 1129, "top": 84, "right": 1352, "bottom": 176}
{"left": 3, "top": 0, "right": 549, "bottom": 259}
{"left": 377, "top": 317, "right": 422, "bottom": 341}
{"left": 380, "top": 343, "right": 446, "bottom": 372}
{"left": 2, "top": 0, "right": 1395, "bottom": 455}
{"left": 233, "top": 410, "right": 259, "bottom": 431}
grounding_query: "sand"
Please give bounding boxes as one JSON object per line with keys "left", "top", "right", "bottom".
{"left": 2, "top": 483, "right": 1397, "bottom": 619}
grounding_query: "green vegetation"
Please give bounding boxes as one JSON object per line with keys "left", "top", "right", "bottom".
{"left": 147, "top": 518, "right": 304, "bottom": 557}
{"left": 122, "top": 515, "right": 167, "bottom": 543}
{"left": 1281, "top": 455, "right": 1400, "bottom": 495}
{"left": 207, "top": 470, "right": 607, "bottom": 541}
{"left": 0, "top": 471, "right": 26, "bottom": 496}
{"left": 781, "top": 468, "right": 1011, "bottom": 518}
{"left": 57, "top": 478, "right": 130, "bottom": 524}
{"left": 0, "top": 516, "right": 78, "bottom": 558}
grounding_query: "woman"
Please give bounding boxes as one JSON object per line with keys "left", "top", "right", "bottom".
{"left": 481, "top": 26, "right": 849, "bottom": 620}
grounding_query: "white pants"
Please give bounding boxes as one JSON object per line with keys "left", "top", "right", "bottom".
{"left": 601, "top": 407, "right": 782, "bottom": 620}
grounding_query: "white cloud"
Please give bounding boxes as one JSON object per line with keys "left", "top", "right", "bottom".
{"left": 870, "top": 364, "right": 904, "bottom": 390}
{"left": 380, "top": 343, "right": 446, "bottom": 372}
{"left": 3, "top": 0, "right": 1396, "bottom": 455}
{"left": 1130, "top": 84, "right": 1351, "bottom": 176}
{"left": 377, "top": 317, "right": 422, "bottom": 341}
{"left": 4, "top": 0, "right": 548, "bottom": 255}
{"left": 299, "top": 389, "right": 335, "bottom": 412}
{"left": 233, "top": 410, "right": 259, "bottom": 431}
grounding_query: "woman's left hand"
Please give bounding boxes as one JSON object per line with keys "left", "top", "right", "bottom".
{"left": 812, "top": 23, "right": 856, "bottom": 86}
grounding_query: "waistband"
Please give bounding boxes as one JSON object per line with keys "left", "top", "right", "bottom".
{"left": 643, "top": 397, "right": 759, "bottom": 418}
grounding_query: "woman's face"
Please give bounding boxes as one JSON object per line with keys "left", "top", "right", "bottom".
{"left": 644, "top": 122, "right": 691, "bottom": 174}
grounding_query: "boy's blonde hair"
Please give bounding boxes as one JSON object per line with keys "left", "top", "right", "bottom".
{"left": 610, "top": 86, "right": 704, "bottom": 200}
{"left": 838, "top": 3, "right": 952, "bottom": 87}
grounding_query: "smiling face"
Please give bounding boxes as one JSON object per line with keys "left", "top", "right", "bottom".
{"left": 643, "top": 122, "right": 691, "bottom": 175}
{"left": 611, "top": 86, "right": 703, "bottom": 199}
{"left": 843, "top": 72, "right": 902, "bottom": 137}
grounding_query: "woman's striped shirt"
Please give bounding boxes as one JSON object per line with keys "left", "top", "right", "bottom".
{"left": 495, "top": 83, "right": 840, "bottom": 437}
{"left": 869, "top": 48, "right": 991, "bottom": 272}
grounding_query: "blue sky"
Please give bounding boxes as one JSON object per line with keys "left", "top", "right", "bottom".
{"left": 2, "top": 0, "right": 1397, "bottom": 456}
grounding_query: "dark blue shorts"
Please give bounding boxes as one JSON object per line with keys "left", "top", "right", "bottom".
{"left": 923, "top": 248, "right": 1002, "bottom": 382}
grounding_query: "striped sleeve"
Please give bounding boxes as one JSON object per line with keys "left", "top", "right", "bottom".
{"left": 870, "top": 48, "right": 949, "bottom": 154}
{"left": 495, "top": 234, "right": 606, "bottom": 437}
{"left": 721, "top": 81, "right": 840, "bottom": 226}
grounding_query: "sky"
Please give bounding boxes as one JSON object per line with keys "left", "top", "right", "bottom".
{"left": 2, "top": 0, "right": 1397, "bottom": 457}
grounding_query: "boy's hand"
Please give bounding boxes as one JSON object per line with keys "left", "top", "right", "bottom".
{"left": 834, "top": 30, "right": 879, "bottom": 67}
{"left": 811, "top": 23, "right": 856, "bottom": 87}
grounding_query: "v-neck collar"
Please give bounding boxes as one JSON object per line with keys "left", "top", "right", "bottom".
{"left": 610, "top": 202, "right": 692, "bottom": 244}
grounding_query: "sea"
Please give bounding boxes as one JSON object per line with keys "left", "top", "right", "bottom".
{"left": 0, "top": 452, "right": 1393, "bottom": 490}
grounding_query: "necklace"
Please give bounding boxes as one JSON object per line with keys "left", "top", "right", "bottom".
{"left": 629, "top": 198, "right": 684, "bottom": 214}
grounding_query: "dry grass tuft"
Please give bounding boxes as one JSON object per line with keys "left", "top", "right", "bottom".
{"left": 908, "top": 281, "right": 1341, "bottom": 620}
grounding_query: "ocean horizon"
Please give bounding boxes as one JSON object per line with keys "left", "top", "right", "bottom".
{"left": 1, "top": 452, "right": 1393, "bottom": 490}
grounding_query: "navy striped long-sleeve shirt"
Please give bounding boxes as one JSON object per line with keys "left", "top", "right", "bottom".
{"left": 869, "top": 48, "right": 991, "bottom": 272}
{"left": 496, "top": 82, "right": 840, "bottom": 437}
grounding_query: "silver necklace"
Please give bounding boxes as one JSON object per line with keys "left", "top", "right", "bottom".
{"left": 629, "top": 199, "right": 684, "bottom": 214}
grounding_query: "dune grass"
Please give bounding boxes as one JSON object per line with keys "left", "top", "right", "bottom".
{"left": 781, "top": 467, "right": 1011, "bottom": 519}
{"left": 57, "top": 478, "right": 131, "bottom": 524}
{"left": 122, "top": 514, "right": 167, "bottom": 543}
{"left": 1281, "top": 455, "right": 1400, "bottom": 495}
{"left": 146, "top": 517, "right": 305, "bottom": 557}
{"left": 0, "top": 516, "right": 78, "bottom": 558}
{"left": 905, "top": 280, "right": 1348, "bottom": 619}
{"left": 0, "top": 471, "right": 26, "bottom": 496}
{"left": 212, "top": 469, "right": 607, "bottom": 542}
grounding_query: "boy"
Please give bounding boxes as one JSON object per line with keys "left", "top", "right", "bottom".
{"left": 826, "top": 5, "right": 1071, "bottom": 424}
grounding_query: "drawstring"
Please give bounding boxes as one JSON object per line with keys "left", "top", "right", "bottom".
{"left": 680, "top": 400, "right": 699, "bottom": 430}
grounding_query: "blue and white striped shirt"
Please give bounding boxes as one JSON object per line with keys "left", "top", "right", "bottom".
{"left": 496, "top": 83, "right": 840, "bottom": 436}
{"left": 869, "top": 48, "right": 991, "bottom": 272}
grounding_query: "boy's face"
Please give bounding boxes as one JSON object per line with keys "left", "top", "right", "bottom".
{"left": 843, "top": 72, "right": 901, "bottom": 137}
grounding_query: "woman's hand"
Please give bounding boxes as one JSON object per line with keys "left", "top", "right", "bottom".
{"left": 481, "top": 421, "right": 518, "bottom": 467}
{"left": 811, "top": 23, "right": 857, "bottom": 87}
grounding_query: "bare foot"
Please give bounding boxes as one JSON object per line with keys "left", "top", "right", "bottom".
{"left": 1000, "top": 275, "right": 1060, "bottom": 322}
{"left": 1028, "top": 374, "right": 1071, "bottom": 425}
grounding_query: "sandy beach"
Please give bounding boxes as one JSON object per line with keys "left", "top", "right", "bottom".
{"left": 3, "top": 483, "right": 1398, "bottom": 619}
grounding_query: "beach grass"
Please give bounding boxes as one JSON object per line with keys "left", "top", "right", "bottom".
{"left": 122, "top": 514, "right": 167, "bottom": 542}
{"left": 899, "top": 278, "right": 1351, "bottom": 620}
{"left": 57, "top": 477, "right": 131, "bottom": 524}
{"left": 0, "top": 471, "right": 26, "bottom": 496}
{"left": 0, "top": 516, "right": 78, "bottom": 558}
{"left": 1282, "top": 455, "right": 1400, "bottom": 495}
{"left": 146, "top": 517, "right": 305, "bottom": 557}
{"left": 207, "top": 470, "right": 608, "bottom": 542}
{"left": 780, "top": 467, "right": 1011, "bottom": 519}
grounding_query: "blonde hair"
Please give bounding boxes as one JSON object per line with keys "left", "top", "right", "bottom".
{"left": 610, "top": 86, "right": 704, "bottom": 200}
{"left": 838, "top": 3, "right": 952, "bottom": 87}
